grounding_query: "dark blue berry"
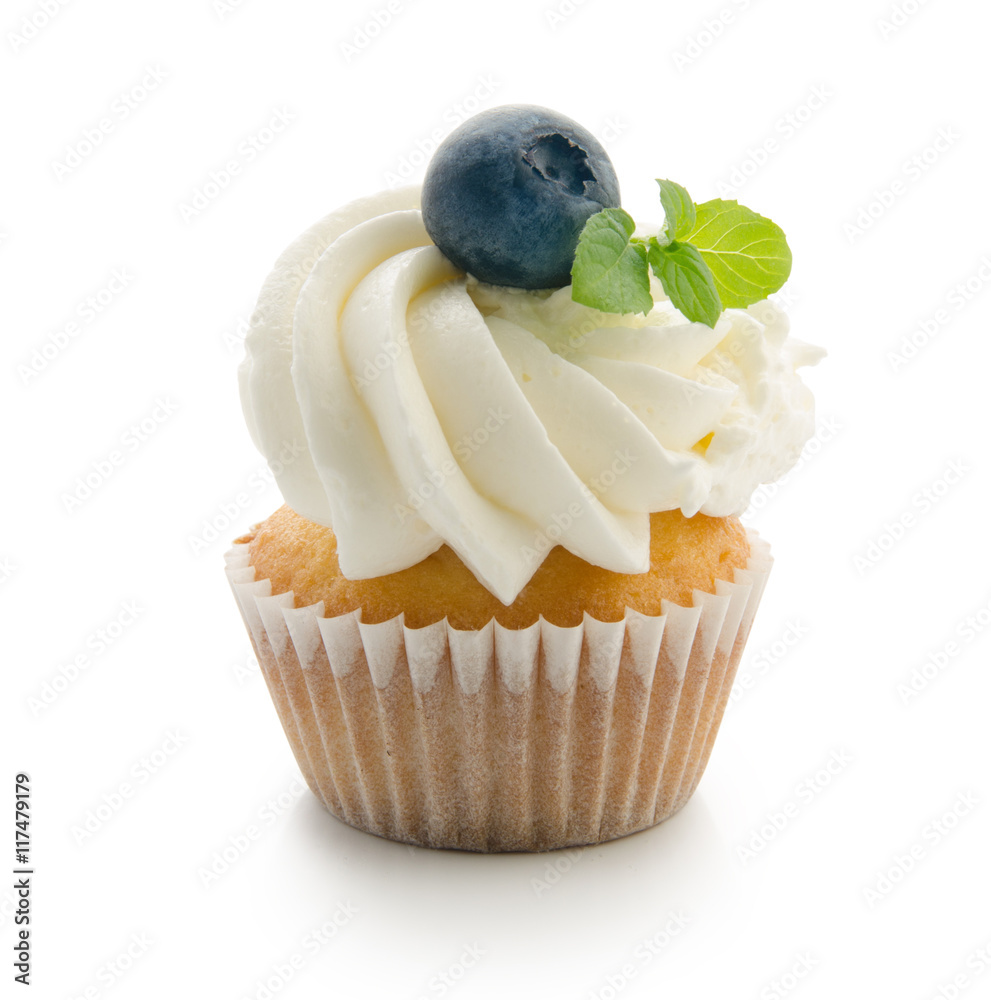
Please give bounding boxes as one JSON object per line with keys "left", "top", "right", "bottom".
{"left": 421, "top": 104, "right": 621, "bottom": 289}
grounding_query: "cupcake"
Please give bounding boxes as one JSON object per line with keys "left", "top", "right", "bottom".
{"left": 227, "top": 105, "right": 823, "bottom": 852}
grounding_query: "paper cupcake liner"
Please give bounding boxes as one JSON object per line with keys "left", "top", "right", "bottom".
{"left": 224, "top": 532, "right": 771, "bottom": 852}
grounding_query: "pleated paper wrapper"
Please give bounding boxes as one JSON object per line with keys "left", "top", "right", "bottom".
{"left": 225, "top": 532, "right": 771, "bottom": 853}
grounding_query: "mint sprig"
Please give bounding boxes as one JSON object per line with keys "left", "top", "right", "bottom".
{"left": 655, "top": 179, "right": 695, "bottom": 244}
{"left": 571, "top": 180, "right": 792, "bottom": 327}
{"left": 571, "top": 208, "right": 653, "bottom": 316}
{"left": 646, "top": 237, "right": 721, "bottom": 329}
{"left": 685, "top": 199, "right": 792, "bottom": 309}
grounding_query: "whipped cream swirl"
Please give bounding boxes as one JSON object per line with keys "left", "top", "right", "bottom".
{"left": 240, "top": 187, "right": 823, "bottom": 604}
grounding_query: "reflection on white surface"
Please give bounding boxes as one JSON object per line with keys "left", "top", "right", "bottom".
{"left": 277, "top": 786, "right": 753, "bottom": 995}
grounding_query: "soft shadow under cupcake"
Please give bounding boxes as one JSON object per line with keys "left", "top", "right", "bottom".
{"left": 285, "top": 783, "right": 747, "bottom": 947}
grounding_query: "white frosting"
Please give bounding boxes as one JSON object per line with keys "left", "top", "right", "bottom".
{"left": 240, "top": 187, "right": 823, "bottom": 604}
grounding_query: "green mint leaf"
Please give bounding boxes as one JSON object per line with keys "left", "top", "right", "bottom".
{"left": 647, "top": 238, "right": 722, "bottom": 328}
{"left": 571, "top": 208, "right": 653, "bottom": 315}
{"left": 656, "top": 179, "right": 696, "bottom": 242}
{"left": 685, "top": 199, "right": 792, "bottom": 308}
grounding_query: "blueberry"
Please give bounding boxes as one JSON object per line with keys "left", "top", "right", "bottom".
{"left": 421, "top": 104, "right": 621, "bottom": 289}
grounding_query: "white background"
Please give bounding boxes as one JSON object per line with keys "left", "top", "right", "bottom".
{"left": 4, "top": 0, "right": 991, "bottom": 997}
